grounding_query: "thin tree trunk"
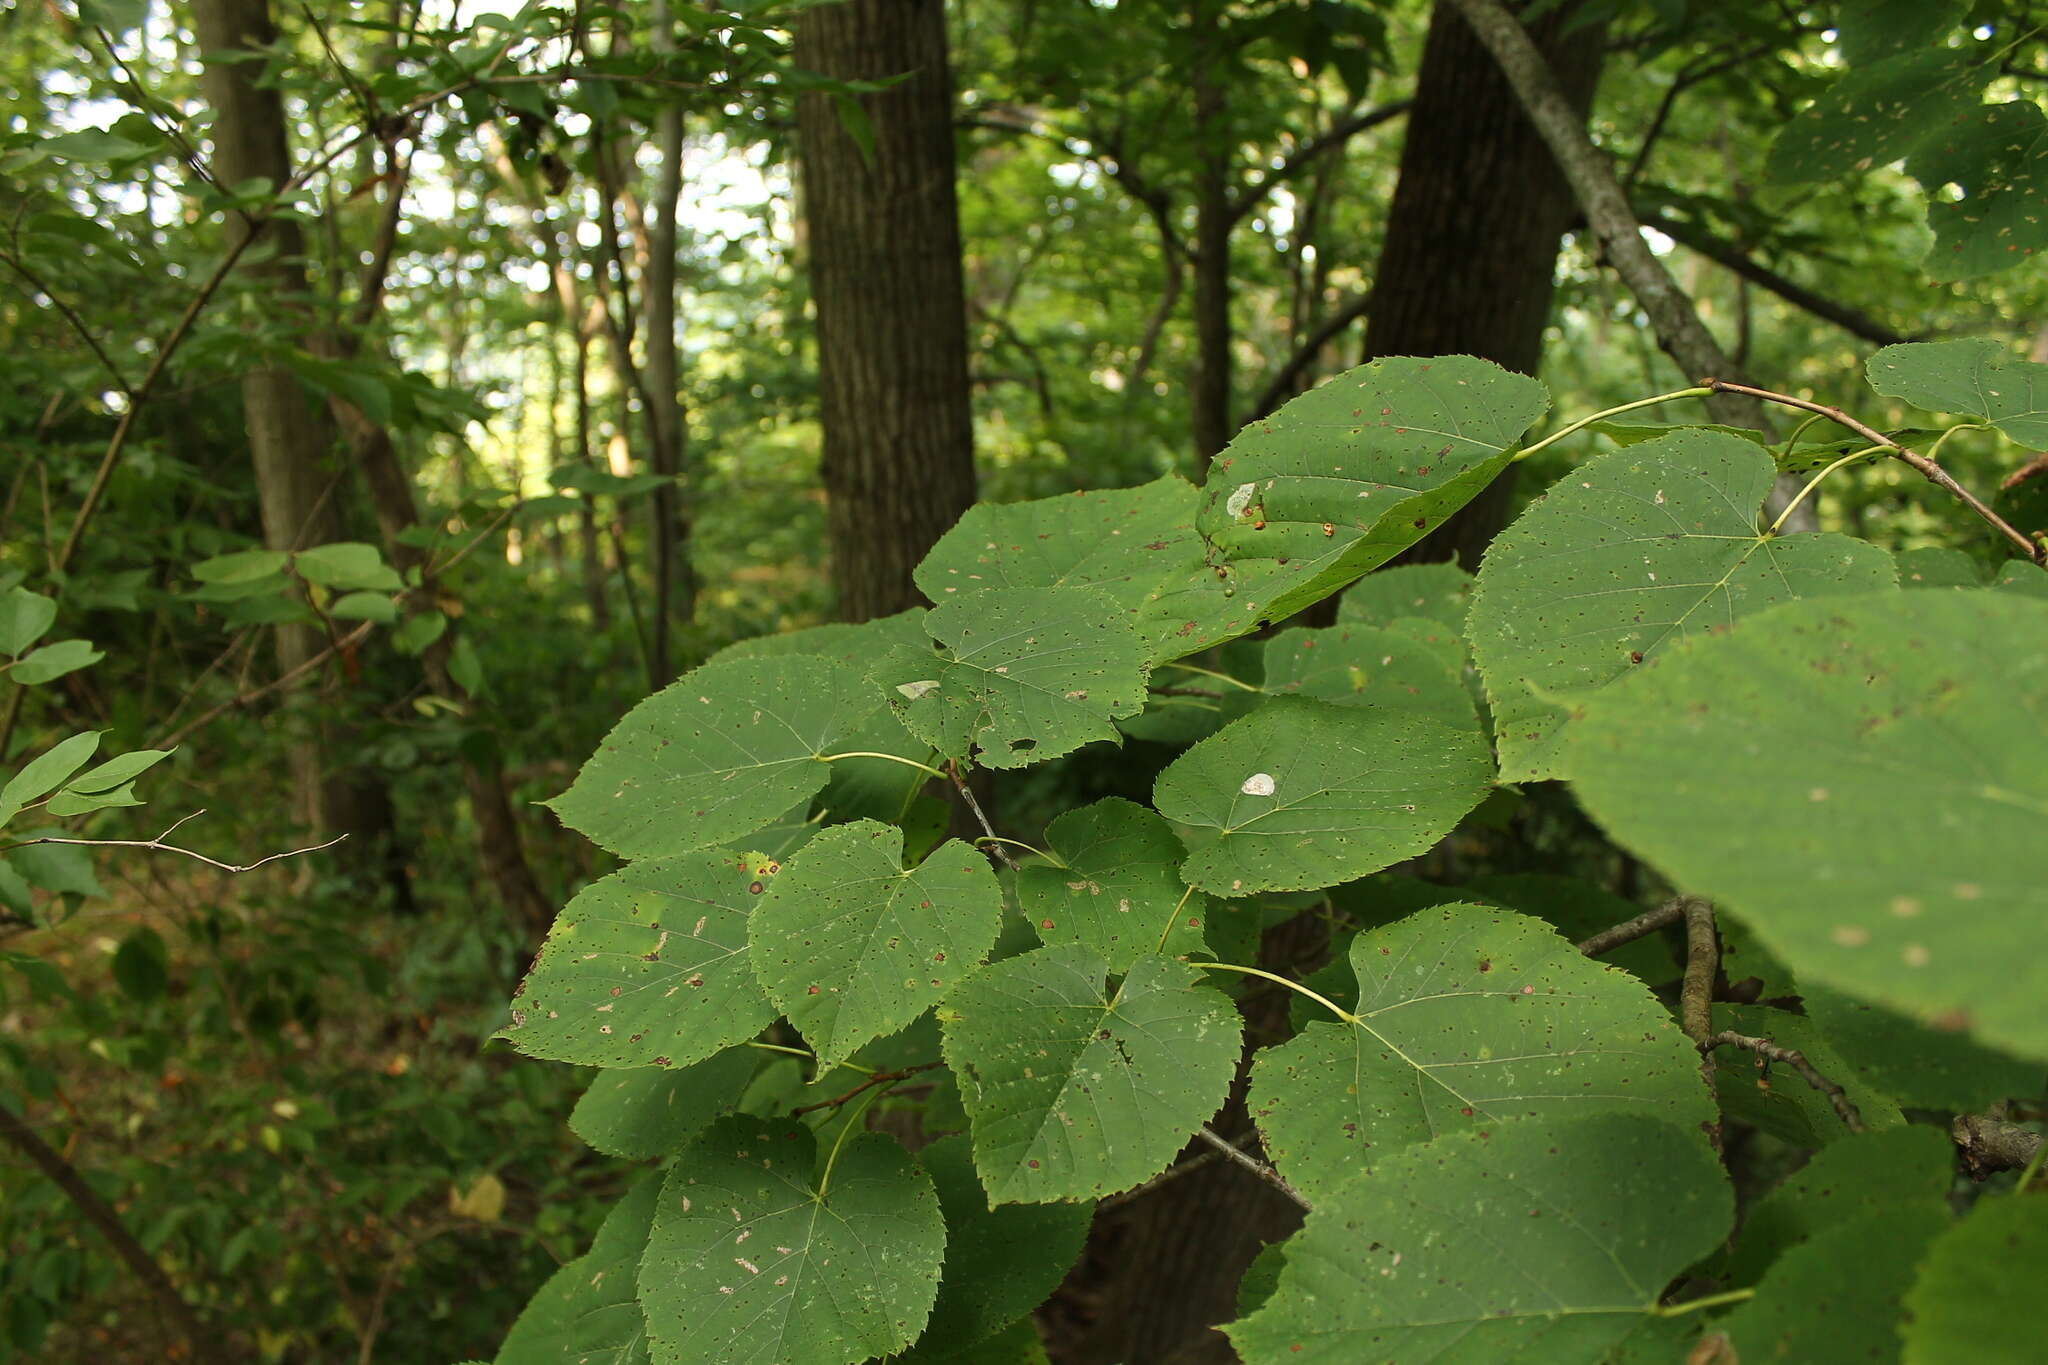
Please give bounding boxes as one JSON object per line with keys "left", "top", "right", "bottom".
{"left": 191, "top": 0, "right": 387, "bottom": 846}
{"left": 795, "top": 0, "right": 978, "bottom": 623}
{"left": 644, "top": 0, "right": 691, "bottom": 683}
{"left": 1190, "top": 0, "right": 1233, "bottom": 465}
{"left": 1363, "top": 0, "right": 1608, "bottom": 569}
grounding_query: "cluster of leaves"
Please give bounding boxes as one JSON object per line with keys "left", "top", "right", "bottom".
{"left": 487, "top": 347, "right": 2048, "bottom": 1364}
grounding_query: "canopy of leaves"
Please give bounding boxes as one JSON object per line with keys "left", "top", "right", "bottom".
{"left": 939, "top": 947, "right": 1240, "bottom": 1203}
{"left": 1248, "top": 903, "right": 1712, "bottom": 1201}
{"left": 638, "top": 1117, "right": 946, "bottom": 1365}
{"left": 1469, "top": 429, "right": 1896, "bottom": 781}
{"left": 1570, "top": 590, "right": 2048, "bottom": 1060}
{"left": 1153, "top": 696, "right": 1493, "bottom": 895}
{"left": 1225, "top": 1116, "right": 1732, "bottom": 1363}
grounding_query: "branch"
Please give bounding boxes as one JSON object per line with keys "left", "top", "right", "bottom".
{"left": 1575, "top": 895, "right": 1687, "bottom": 957}
{"left": 1196, "top": 1126, "right": 1311, "bottom": 1211}
{"left": 1679, "top": 897, "right": 1717, "bottom": 1045}
{"left": 1444, "top": 0, "right": 1767, "bottom": 433}
{"left": 5, "top": 810, "right": 346, "bottom": 875}
{"left": 1952, "top": 1113, "right": 2045, "bottom": 1180}
{"left": 0, "top": 253, "right": 133, "bottom": 394}
{"left": 154, "top": 621, "right": 376, "bottom": 749}
{"left": 1228, "top": 99, "right": 1412, "bottom": 226}
{"left": 1703, "top": 1030, "right": 1866, "bottom": 1134}
{"left": 1247, "top": 292, "right": 1372, "bottom": 423}
{"left": 788, "top": 1062, "right": 944, "bottom": 1117}
{"left": 944, "top": 760, "right": 1016, "bottom": 871}
{"left": 1640, "top": 212, "right": 1910, "bottom": 347}
{"left": 1703, "top": 378, "right": 2043, "bottom": 563}
{"left": 0, "top": 1102, "right": 226, "bottom": 1364}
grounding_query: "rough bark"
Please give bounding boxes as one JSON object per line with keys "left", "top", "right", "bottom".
{"left": 795, "top": 0, "right": 978, "bottom": 623}
{"left": 192, "top": 0, "right": 389, "bottom": 847}
{"left": 1363, "top": 0, "right": 1608, "bottom": 569}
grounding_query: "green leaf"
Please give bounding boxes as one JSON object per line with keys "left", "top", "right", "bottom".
{"left": 714, "top": 612, "right": 934, "bottom": 821}
{"left": 1465, "top": 874, "right": 1679, "bottom": 987}
{"left": 61, "top": 748, "right": 171, "bottom": 796}
{"left": 1706, "top": 1004, "right": 1904, "bottom": 1148}
{"left": 1994, "top": 560, "right": 2048, "bottom": 597}
{"left": 1152, "top": 697, "right": 1493, "bottom": 896}
{"left": 1335, "top": 561, "right": 1475, "bottom": 630}
{"left": 568, "top": 1048, "right": 759, "bottom": 1159}
{"left": 190, "top": 549, "right": 288, "bottom": 584}
{"left": 328, "top": 591, "right": 397, "bottom": 623}
{"left": 1722, "top": 1125, "right": 1954, "bottom": 1286}
{"left": 1912, "top": 100, "right": 2048, "bottom": 282}
{"left": 495, "top": 1171, "right": 659, "bottom": 1365}
{"left": 1764, "top": 43, "right": 1990, "bottom": 184}
{"left": 910, "top": 1136, "right": 1090, "bottom": 1353}
{"left": 1720, "top": 1203, "right": 1952, "bottom": 1365}
{"left": 1260, "top": 624, "right": 1479, "bottom": 731}
{"left": 896, "top": 1317, "right": 1048, "bottom": 1365}
{"left": 547, "top": 655, "right": 883, "bottom": 859}
{"left": 40, "top": 127, "right": 156, "bottom": 162}
{"left": 1896, "top": 545, "right": 1987, "bottom": 587}
{"left": 0, "top": 732, "right": 101, "bottom": 827}
{"left": 8, "top": 641, "right": 105, "bottom": 686}
{"left": 1799, "top": 983, "right": 2042, "bottom": 1112}
{"left": 638, "top": 1116, "right": 945, "bottom": 1365}
{"left": 751, "top": 821, "right": 1002, "bottom": 1068}
{"left": 915, "top": 476, "right": 1207, "bottom": 661}
{"left": 871, "top": 588, "right": 1149, "bottom": 769}
{"left": 1469, "top": 430, "right": 1896, "bottom": 781}
{"left": 44, "top": 783, "right": 141, "bottom": 818}
{"left": 392, "top": 611, "right": 448, "bottom": 656}
{"left": 1198, "top": 356, "right": 1548, "bottom": 623}
{"left": 1248, "top": 903, "right": 1711, "bottom": 1202}
{"left": 292, "top": 542, "right": 403, "bottom": 591}
{"left": 111, "top": 928, "right": 167, "bottom": 1001}
{"left": 1866, "top": 338, "right": 2048, "bottom": 447}
{"left": 1225, "top": 1116, "right": 1732, "bottom": 1364}
{"left": 0, "top": 589, "right": 57, "bottom": 656}
{"left": 1902, "top": 1189, "right": 2048, "bottom": 1364}
{"left": 939, "top": 947, "right": 1241, "bottom": 1203}
{"left": 8, "top": 840, "right": 102, "bottom": 898}
{"left": 499, "top": 852, "right": 778, "bottom": 1069}
{"left": 1016, "top": 797, "right": 1209, "bottom": 972}
{"left": 1837, "top": 0, "right": 1968, "bottom": 66}
{"left": 1569, "top": 591, "right": 2048, "bottom": 1060}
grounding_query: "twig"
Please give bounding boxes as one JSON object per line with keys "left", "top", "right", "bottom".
{"left": 1149, "top": 684, "right": 1224, "bottom": 699}
{"left": 0, "top": 254, "right": 133, "bottom": 393}
{"left": 1703, "top": 1030, "right": 1866, "bottom": 1134}
{"left": 788, "top": 1062, "right": 943, "bottom": 1117}
{"left": 0, "top": 1102, "right": 226, "bottom": 1365}
{"left": 1196, "top": 1126, "right": 1311, "bottom": 1211}
{"left": 1702, "top": 378, "right": 2044, "bottom": 563}
{"left": 5, "top": 810, "right": 346, "bottom": 875}
{"left": 1679, "top": 897, "right": 1717, "bottom": 1045}
{"left": 1952, "top": 1113, "right": 2045, "bottom": 1180}
{"left": 1098, "top": 1150, "right": 1226, "bottom": 1210}
{"left": 1576, "top": 895, "right": 1687, "bottom": 957}
{"left": 1639, "top": 213, "right": 1910, "bottom": 348}
{"left": 154, "top": 622, "right": 375, "bottom": 749}
{"left": 944, "top": 760, "right": 1015, "bottom": 871}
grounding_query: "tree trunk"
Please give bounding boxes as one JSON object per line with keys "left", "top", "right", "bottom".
{"left": 645, "top": 0, "right": 692, "bottom": 682}
{"left": 191, "top": 0, "right": 387, "bottom": 846}
{"left": 1190, "top": 0, "right": 1234, "bottom": 466}
{"left": 1363, "top": 0, "right": 1607, "bottom": 569}
{"left": 795, "top": 0, "right": 978, "bottom": 623}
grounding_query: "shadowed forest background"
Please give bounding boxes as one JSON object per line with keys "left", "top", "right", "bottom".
{"left": 3, "top": 0, "right": 2047, "bottom": 1361}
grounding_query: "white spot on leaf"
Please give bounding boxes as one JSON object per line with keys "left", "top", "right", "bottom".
{"left": 1241, "top": 772, "right": 1276, "bottom": 797}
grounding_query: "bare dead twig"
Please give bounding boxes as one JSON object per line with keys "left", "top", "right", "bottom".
{"left": 1098, "top": 1149, "right": 1226, "bottom": 1210}
{"left": 1703, "top": 1030, "right": 1866, "bottom": 1134}
{"left": 1952, "top": 1113, "right": 2045, "bottom": 1180}
{"left": 4, "top": 810, "right": 346, "bottom": 875}
{"left": 1679, "top": 898, "right": 1718, "bottom": 1045}
{"left": 1576, "top": 896, "right": 1688, "bottom": 958}
{"left": 1703, "top": 378, "right": 2044, "bottom": 563}
{"left": 154, "top": 621, "right": 376, "bottom": 749}
{"left": 1197, "top": 1126, "right": 1311, "bottom": 1211}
